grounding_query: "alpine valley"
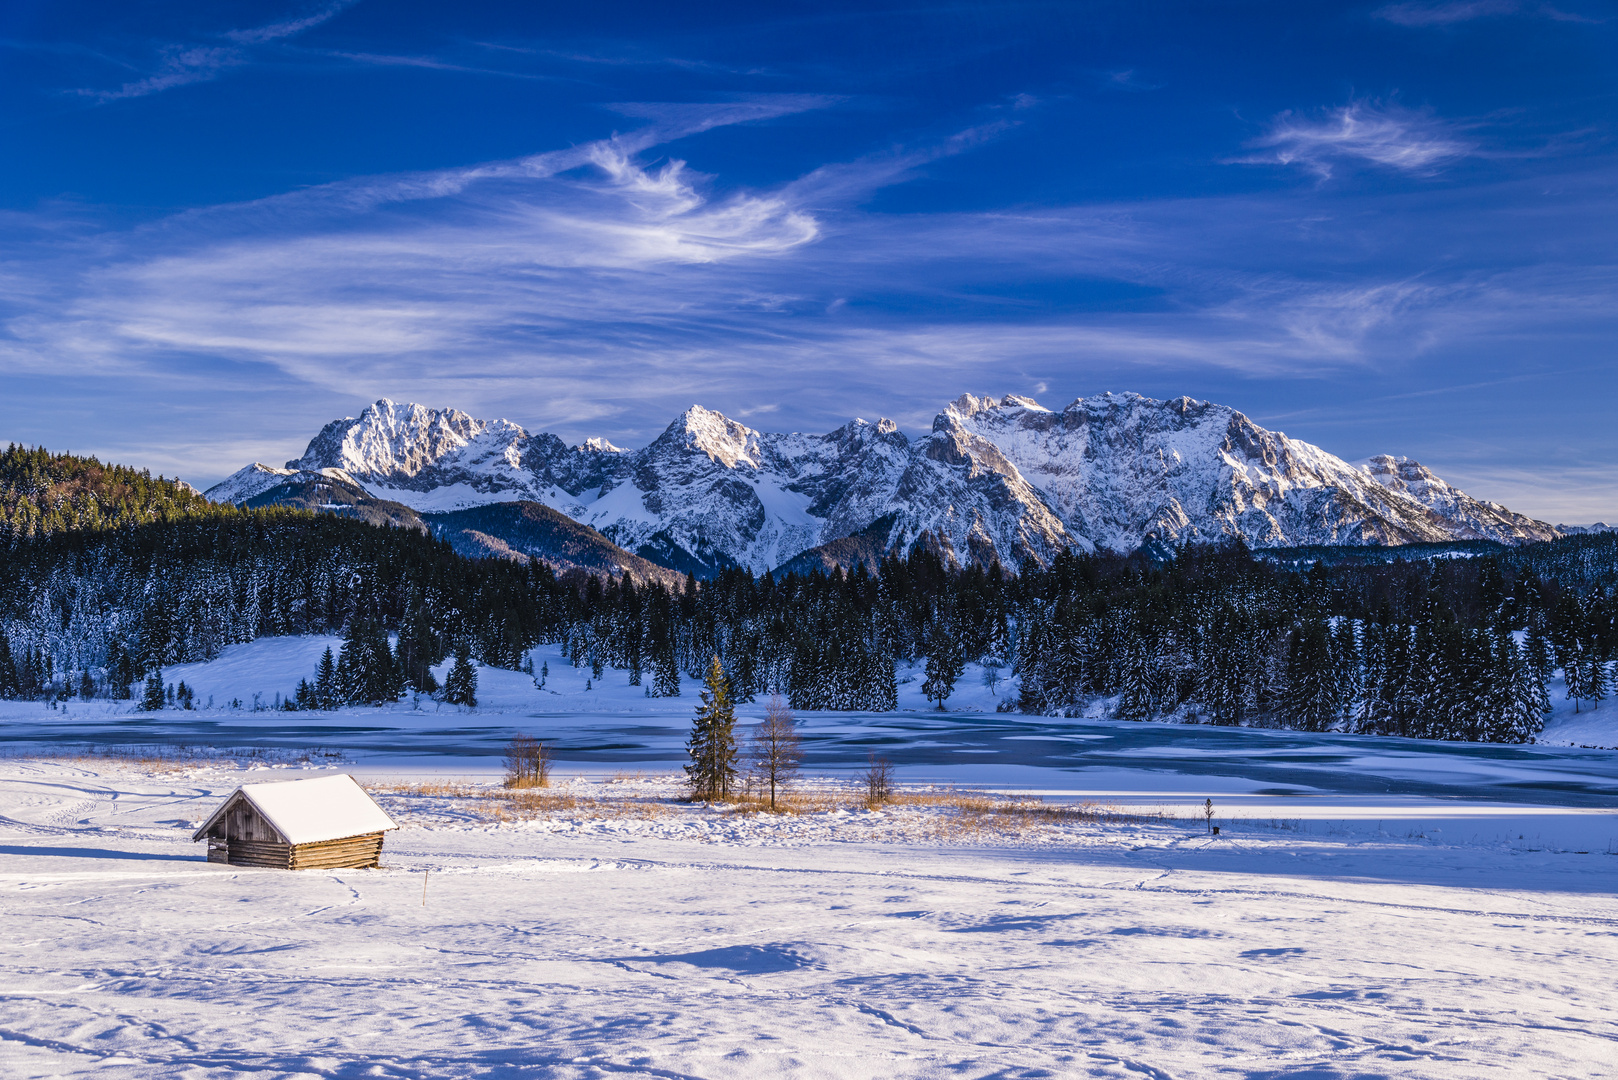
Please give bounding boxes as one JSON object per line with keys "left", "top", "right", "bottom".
{"left": 207, "top": 393, "right": 1559, "bottom": 577}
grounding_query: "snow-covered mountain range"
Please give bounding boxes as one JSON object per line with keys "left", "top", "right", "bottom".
{"left": 207, "top": 394, "right": 1559, "bottom": 574}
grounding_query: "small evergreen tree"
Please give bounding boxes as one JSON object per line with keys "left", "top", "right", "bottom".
{"left": 309, "top": 646, "right": 336, "bottom": 708}
{"left": 653, "top": 644, "right": 681, "bottom": 698}
{"left": 107, "top": 640, "right": 136, "bottom": 700}
{"left": 922, "top": 646, "right": 963, "bottom": 710}
{"left": 141, "top": 671, "right": 166, "bottom": 711}
{"left": 684, "top": 655, "right": 738, "bottom": 801}
{"left": 0, "top": 635, "right": 19, "bottom": 699}
{"left": 1584, "top": 638, "right": 1608, "bottom": 710}
{"left": 443, "top": 645, "right": 478, "bottom": 707}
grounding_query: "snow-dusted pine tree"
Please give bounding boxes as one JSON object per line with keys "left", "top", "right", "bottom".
{"left": 443, "top": 646, "right": 478, "bottom": 707}
{"left": 685, "top": 656, "right": 738, "bottom": 801}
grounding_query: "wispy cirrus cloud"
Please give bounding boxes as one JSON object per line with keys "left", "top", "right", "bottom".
{"left": 1374, "top": 0, "right": 1521, "bottom": 25}
{"left": 1373, "top": 1, "right": 1602, "bottom": 25}
{"left": 76, "top": 1, "right": 358, "bottom": 103}
{"left": 1232, "top": 100, "right": 1474, "bottom": 178}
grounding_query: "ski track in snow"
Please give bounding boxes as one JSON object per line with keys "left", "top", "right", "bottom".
{"left": 0, "top": 758, "right": 1614, "bottom": 1079}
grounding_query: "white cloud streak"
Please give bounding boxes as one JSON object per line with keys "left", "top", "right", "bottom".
{"left": 1234, "top": 101, "right": 1474, "bottom": 178}
{"left": 1374, "top": 1, "right": 1521, "bottom": 26}
{"left": 77, "top": 1, "right": 358, "bottom": 102}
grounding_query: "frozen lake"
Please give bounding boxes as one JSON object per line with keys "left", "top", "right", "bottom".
{"left": 7, "top": 706, "right": 1618, "bottom": 808}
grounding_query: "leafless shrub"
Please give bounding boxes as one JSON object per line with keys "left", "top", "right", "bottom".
{"left": 750, "top": 695, "right": 803, "bottom": 809}
{"left": 862, "top": 752, "right": 895, "bottom": 807}
{"left": 502, "top": 734, "right": 551, "bottom": 789}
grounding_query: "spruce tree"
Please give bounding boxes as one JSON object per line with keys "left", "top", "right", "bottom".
{"left": 1523, "top": 629, "right": 1554, "bottom": 695}
{"left": 141, "top": 671, "right": 166, "bottom": 711}
{"left": 1282, "top": 617, "right": 1338, "bottom": 731}
{"left": 314, "top": 647, "right": 339, "bottom": 709}
{"left": 443, "top": 645, "right": 479, "bottom": 707}
{"left": 1331, "top": 617, "right": 1360, "bottom": 709}
{"left": 1585, "top": 644, "right": 1608, "bottom": 710}
{"left": 684, "top": 655, "right": 738, "bottom": 801}
{"left": 1563, "top": 638, "right": 1588, "bottom": 712}
{"left": 0, "top": 636, "right": 18, "bottom": 700}
{"left": 921, "top": 645, "right": 963, "bottom": 710}
{"left": 652, "top": 641, "right": 680, "bottom": 697}
{"left": 1113, "top": 633, "right": 1153, "bottom": 721}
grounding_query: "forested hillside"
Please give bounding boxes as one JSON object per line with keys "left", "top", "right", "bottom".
{"left": 0, "top": 445, "right": 222, "bottom": 543}
{"left": 2, "top": 448, "right": 1615, "bottom": 743}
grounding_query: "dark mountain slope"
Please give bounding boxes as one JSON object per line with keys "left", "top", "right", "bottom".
{"left": 423, "top": 502, "right": 685, "bottom": 586}
{"left": 241, "top": 474, "right": 427, "bottom": 532}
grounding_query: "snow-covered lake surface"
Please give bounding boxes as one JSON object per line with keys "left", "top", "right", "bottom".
{"left": 0, "top": 758, "right": 1614, "bottom": 1078}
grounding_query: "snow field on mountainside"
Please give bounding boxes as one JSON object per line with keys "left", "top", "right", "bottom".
{"left": 0, "top": 758, "right": 1615, "bottom": 1079}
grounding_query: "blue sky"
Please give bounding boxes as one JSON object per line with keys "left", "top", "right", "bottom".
{"left": 1, "top": 0, "right": 1614, "bottom": 520}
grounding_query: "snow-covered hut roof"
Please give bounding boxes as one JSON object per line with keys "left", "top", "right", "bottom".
{"left": 192, "top": 774, "right": 397, "bottom": 845}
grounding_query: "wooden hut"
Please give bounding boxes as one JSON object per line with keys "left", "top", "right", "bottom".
{"left": 192, "top": 774, "right": 398, "bottom": 870}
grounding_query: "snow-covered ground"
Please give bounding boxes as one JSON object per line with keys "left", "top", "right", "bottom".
{"left": 0, "top": 637, "right": 1020, "bottom": 718}
{"left": 0, "top": 757, "right": 1614, "bottom": 1078}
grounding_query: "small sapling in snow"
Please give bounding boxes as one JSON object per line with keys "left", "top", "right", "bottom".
{"left": 749, "top": 695, "right": 803, "bottom": 810}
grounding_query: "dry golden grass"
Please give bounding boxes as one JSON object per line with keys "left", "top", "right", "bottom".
{"left": 367, "top": 780, "right": 679, "bottom": 823}
{"left": 366, "top": 778, "right": 1159, "bottom": 840}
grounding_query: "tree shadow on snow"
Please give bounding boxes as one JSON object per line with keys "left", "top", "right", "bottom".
{"left": 964, "top": 840, "right": 1618, "bottom": 895}
{"left": 594, "top": 943, "right": 809, "bottom": 975}
{"left": 0, "top": 844, "right": 205, "bottom": 863}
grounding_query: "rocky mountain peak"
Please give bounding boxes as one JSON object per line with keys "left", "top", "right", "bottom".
{"left": 290, "top": 399, "right": 528, "bottom": 479}
{"left": 658, "top": 405, "right": 762, "bottom": 469}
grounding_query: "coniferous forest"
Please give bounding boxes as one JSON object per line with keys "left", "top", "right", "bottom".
{"left": 3, "top": 446, "right": 1617, "bottom": 743}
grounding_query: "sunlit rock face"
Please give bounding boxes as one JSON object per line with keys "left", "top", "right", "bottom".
{"left": 207, "top": 393, "right": 1558, "bottom": 575}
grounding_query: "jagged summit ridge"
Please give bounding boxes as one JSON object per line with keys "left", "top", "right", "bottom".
{"left": 205, "top": 393, "right": 1559, "bottom": 573}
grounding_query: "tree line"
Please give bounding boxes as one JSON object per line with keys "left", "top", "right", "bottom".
{"left": 2, "top": 449, "right": 1615, "bottom": 743}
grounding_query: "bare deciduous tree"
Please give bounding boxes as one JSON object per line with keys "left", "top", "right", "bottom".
{"left": 503, "top": 734, "right": 550, "bottom": 788}
{"left": 750, "top": 695, "right": 803, "bottom": 810}
{"left": 862, "top": 751, "right": 895, "bottom": 807}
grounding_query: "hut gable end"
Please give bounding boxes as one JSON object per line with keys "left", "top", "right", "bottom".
{"left": 199, "top": 792, "right": 286, "bottom": 844}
